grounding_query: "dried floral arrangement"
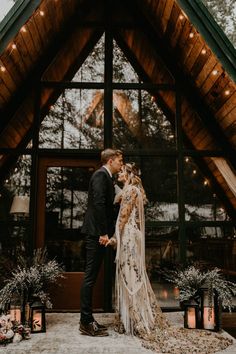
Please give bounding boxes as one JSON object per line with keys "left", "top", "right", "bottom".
{"left": 0, "top": 248, "right": 64, "bottom": 312}
{"left": 0, "top": 314, "right": 31, "bottom": 345}
{"left": 165, "top": 265, "right": 236, "bottom": 311}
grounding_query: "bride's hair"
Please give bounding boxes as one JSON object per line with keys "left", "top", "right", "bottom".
{"left": 124, "top": 163, "right": 147, "bottom": 203}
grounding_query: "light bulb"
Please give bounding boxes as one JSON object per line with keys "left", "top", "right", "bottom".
{"left": 21, "top": 26, "right": 27, "bottom": 33}
{"left": 212, "top": 70, "right": 218, "bottom": 75}
{"left": 0, "top": 66, "right": 6, "bottom": 72}
{"left": 189, "top": 32, "right": 194, "bottom": 38}
{"left": 225, "top": 90, "right": 230, "bottom": 95}
{"left": 39, "top": 10, "right": 45, "bottom": 16}
{"left": 201, "top": 48, "right": 206, "bottom": 55}
{"left": 12, "top": 43, "right": 17, "bottom": 49}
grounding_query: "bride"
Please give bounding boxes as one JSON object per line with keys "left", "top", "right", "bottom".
{"left": 106, "top": 163, "right": 233, "bottom": 354}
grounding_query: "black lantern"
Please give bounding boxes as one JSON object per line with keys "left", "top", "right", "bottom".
{"left": 9, "top": 294, "right": 23, "bottom": 324}
{"left": 183, "top": 299, "right": 200, "bottom": 329}
{"left": 30, "top": 299, "right": 46, "bottom": 333}
{"left": 9, "top": 304, "right": 22, "bottom": 324}
{"left": 199, "top": 282, "right": 221, "bottom": 331}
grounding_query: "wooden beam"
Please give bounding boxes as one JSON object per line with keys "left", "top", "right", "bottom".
{"left": 122, "top": 0, "right": 236, "bottom": 171}
{"left": 0, "top": 0, "right": 99, "bottom": 133}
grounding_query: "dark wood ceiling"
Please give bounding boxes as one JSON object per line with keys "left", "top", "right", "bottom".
{"left": 0, "top": 0, "right": 235, "bottom": 216}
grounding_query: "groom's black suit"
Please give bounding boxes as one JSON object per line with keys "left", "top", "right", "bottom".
{"left": 80, "top": 166, "right": 115, "bottom": 324}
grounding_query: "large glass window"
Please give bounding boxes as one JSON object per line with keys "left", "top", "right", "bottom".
{"left": 45, "top": 166, "right": 94, "bottom": 272}
{"left": 39, "top": 89, "right": 104, "bottom": 149}
{"left": 113, "top": 41, "right": 139, "bottom": 83}
{"left": 113, "top": 90, "right": 175, "bottom": 150}
{"left": 73, "top": 34, "right": 104, "bottom": 82}
{"left": 0, "top": 154, "right": 31, "bottom": 283}
{"left": 183, "top": 157, "right": 230, "bottom": 221}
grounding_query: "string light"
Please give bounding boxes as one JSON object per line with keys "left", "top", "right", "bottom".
{"left": 0, "top": 66, "right": 6, "bottom": 72}
{"left": 193, "top": 169, "right": 197, "bottom": 174}
{"left": 189, "top": 32, "right": 194, "bottom": 38}
{"left": 179, "top": 14, "right": 184, "bottom": 20}
{"left": 212, "top": 69, "right": 218, "bottom": 76}
{"left": 39, "top": 10, "right": 45, "bottom": 16}
{"left": 225, "top": 90, "right": 230, "bottom": 96}
{"left": 204, "top": 180, "right": 208, "bottom": 186}
{"left": 201, "top": 48, "right": 206, "bottom": 55}
{"left": 20, "top": 26, "right": 27, "bottom": 33}
{"left": 185, "top": 157, "right": 189, "bottom": 162}
{"left": 11, "top": 43, "right": 17, "bottom": 50}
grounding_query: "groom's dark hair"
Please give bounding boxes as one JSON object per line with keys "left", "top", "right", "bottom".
{"left": 101, "top": 149, "right": 123, "bottom": 164}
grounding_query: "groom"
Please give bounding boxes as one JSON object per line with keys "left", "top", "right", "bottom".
{"left": 80, "top": 148, "right": 123, "bottom": 336}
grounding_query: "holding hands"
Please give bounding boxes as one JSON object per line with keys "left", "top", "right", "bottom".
{"left": 99, "top": 235, "right": 117, "bottom": 248}
{"left": 99, "top": 235, "right": 109, "bottom": 246}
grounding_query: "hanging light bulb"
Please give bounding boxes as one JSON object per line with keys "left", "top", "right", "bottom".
{"left": 201, "top": 48, "right": 207, "bottom": 55}
{"left": 204, "top": 180, "right": 208, "bottom": 186}
{"left": 11, "top": 43, "right": 17, "bottom": 50}
{"left": 21, "top": 26, "right": 27, "bottom": 33}
{"left": 179, "top": 14, "right": 185, "bottom": 20}
{"left": 0, "top": 66, "right": 6, "bottom": 72}
{"left": 189, "top": 32, "right": 194, "bottom": 38}
{"left": 39, "top": 10, "right": 45, "bottom": 16}
{"left": 185, "top": 157, "right": 189, "bottom": 162}
{"left": 224, "top": 90, "right": 230, "bottom": 96}
{"left": 193, "top": 169, "right": 197, "bottom": 175}
{"left": 212, "top": 70, "right": 218, "bottom": 76}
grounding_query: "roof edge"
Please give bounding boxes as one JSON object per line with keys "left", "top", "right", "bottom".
{"left": 0, "top": 0, "right": 41, "bottom": 55}
{"left": 177, "top": 0, "right": 236, "bottom": 82}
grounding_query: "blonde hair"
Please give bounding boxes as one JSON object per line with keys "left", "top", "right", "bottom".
{"left": 101, "top": 149, "right": 123, "bottom": 164}
{"left": 123, "top": 163, "right": 147, "bottom": 203}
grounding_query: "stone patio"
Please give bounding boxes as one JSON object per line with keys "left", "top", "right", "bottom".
{"left": 0, "top": 313, "right": 235, "bottom": 354}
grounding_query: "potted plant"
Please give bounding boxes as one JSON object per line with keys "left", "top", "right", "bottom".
{"left": 165, "top": 265, "right": 236, "bottom": 330}
{"left": 0, "top": 248, "right": 64, "bottom": 322}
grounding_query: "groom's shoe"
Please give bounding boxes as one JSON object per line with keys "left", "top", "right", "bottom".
{"left": 94, "top": 320, "right": 107, "bottom": 330}
{"left": 79, "top": 321, "right": 109, "bottom": 336}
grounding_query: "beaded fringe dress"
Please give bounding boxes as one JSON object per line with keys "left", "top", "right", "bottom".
{"left": 112, "top": 184, "right": 233, "bottom": 354}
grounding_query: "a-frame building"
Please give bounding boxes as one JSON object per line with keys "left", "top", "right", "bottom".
{"left": 0, "top": 0, "right": 235, "bottom": 310}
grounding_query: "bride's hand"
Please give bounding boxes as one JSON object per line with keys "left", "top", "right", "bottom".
{"left": 105, "top": 236, "right": 117, "bottom": 249}
{"left": 105, "top": 239, "right": 112, "bottom": 247}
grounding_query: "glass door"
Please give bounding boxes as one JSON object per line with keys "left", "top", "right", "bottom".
{"left": 36, "top": 157, "right": 103, "bottom": 310}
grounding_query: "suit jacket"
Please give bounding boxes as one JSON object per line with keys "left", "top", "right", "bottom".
{"left": 81, "top": 166, "right": 115, "bottom": 238}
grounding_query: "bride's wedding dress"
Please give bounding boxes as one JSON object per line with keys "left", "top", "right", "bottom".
{"left": 112, "top": 184, "right": 232, "bottom": 354}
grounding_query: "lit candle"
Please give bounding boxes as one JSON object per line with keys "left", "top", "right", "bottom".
{"left": 203, "top": 307, "right": 215, "bottom": 330}
{"left": 10, "top": 308, "right": 21, "bottom": 323}
{"left": 187, "top": 308, "right": 196, "bottom": 329}
{"left": 32, "top": 311, "right": 42, "bottom": 331}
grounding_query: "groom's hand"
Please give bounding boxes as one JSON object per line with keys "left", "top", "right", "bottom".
{"left": 99, "top": 235, "right": 109, "bottom": 246}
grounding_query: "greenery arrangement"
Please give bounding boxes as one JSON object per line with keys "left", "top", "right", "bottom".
{"left": 0, "top": 248, "right": 64, "bottom": 312}
{"left": 165, "top": 265, "right": 236, "bottom": 311}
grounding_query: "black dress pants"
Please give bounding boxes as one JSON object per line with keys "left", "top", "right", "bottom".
{"left": 80, "top": 235, "right": 105, "bottom": 324}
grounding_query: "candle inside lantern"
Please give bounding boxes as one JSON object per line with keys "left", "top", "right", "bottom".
{"left": 32, "top": 311, "right": 42, "bottom": 331}
{"left": 187, "top": 308, "right": 196, "bottom": 329}
{"left": 10, "top": 307, "right": 21, "bottom": 323}
{"left": 203, "top": 307, "right": 215, "bottom": 330}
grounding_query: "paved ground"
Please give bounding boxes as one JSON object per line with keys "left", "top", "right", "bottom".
{"left": 0, "top": 313, "right": 235, "bottom": 354}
